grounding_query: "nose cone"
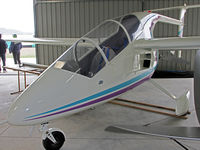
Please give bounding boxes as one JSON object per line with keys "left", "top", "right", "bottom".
{"left": 7, "top": 78, "right": 49, "bottom": 126}
{"left": 7, "top": 83, "right": 49, "bottom": 126}
{"left": 8, "top": 91, "right": 33, "bottom": 125}
{"left": 7, "top": 67, "right": 75, "bottom": 126}
{"left": 7, "top": 86, "right": 45, "bottom": 126}
{"left": 8, "top": 99, "right": 26, "bottom": 125}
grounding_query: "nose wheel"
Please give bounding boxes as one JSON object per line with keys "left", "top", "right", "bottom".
{"left": 41, "top": 125, "right": 65, "bottom": 150}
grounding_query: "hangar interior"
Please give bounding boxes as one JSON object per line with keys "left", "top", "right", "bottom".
{"left": 34, "top": 0, "right": 200, "bottom": 72}
{"left": 1, "top": 0, "right": 200, "bottom": 150}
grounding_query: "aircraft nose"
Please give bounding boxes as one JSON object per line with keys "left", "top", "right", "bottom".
{"left": 8, "top": 107, "right": 18, "bottom": 125}
{"left": 7, "top": 97, "right": 28, "bottom": 125}
{"left": 7, "top": 67, "right": 75, "bottom": 126}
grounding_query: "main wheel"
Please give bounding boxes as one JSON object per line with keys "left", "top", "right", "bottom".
{"left": 42, "top": 130, "right": 65, "bottom": 150}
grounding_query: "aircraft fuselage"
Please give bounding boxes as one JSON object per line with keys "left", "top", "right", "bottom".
{"left": 8, "top": 12, "right": 160, "bottom": 125}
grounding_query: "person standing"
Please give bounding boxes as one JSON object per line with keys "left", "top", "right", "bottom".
{"left": 0, "top": 34, "right": 8, "bottom": 73}
{"left": 9, "top": 34, "right": 22, "bottom": 66}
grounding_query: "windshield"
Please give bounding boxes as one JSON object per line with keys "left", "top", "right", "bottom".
{"left": 54, "top": 39, "right": 96, "bottom": 74}
{"left": 84, "top": 19, "right": 130, "bottom": 55}
{"left": 54, "top": 15, "right": 140, "bottom": 78}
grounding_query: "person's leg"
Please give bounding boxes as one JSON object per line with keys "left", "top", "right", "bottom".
{"left": 2, "top": 54, "right": 6, "bottom": 66}
{"left": 13, "top": 52, "right": 17, "bottom": 64}
{"left": 17, "top": 51, "right": 21, "bottom": 64}
{"left": 0, "top": 55, "right": 2, "bottom": 72}
{"left": 1, "top": 54, "right": 6, "bottom": 72}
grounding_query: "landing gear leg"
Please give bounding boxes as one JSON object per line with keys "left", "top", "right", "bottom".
{"left": 149, "top": 79, "right": 190, "bottom": 116}
{"left": 40, "top": 123, "right": 65, "bottom": 150}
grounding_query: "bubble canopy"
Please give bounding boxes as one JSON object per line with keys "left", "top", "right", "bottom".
{"left": 54, "top": 14, "right": 140, "bottom": 78}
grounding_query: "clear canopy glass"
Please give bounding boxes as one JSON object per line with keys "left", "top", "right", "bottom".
{"left": 54, "top": 14, "right": 140, "bottom": 78}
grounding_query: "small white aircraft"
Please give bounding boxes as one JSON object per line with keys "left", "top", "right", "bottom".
{"left": 2, "top": 4, "right": 200, "bottom": 150}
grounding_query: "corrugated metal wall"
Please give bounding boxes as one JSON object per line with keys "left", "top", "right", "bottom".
{"left": 34, "top": 0, "right": 200, "bottom": 71}
{"left": 34, "top": 0, "right": 142, "bottom": 65}
{"left": 147, "top": 0, "right": 200, "bottom": 71}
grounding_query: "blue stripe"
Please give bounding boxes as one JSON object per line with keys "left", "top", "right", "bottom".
{"left": 26, "top": 68, "right": 154, "bottom": 119}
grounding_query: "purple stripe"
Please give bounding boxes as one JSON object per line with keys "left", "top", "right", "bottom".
{"left": 26, "top": 76, "right": 151, "bottom": 121}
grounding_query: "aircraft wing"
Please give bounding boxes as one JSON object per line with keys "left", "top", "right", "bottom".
{"left": 134, "top": 36, "right": 200, "bottom": 50}
{"left": 149, "top": 4, "right": 200, "bottom": 12}
{"left": 4, "top": 37, "right": 79, "bottom": 46}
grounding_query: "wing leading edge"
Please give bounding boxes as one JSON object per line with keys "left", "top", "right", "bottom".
{"left": 4, "top": 37, "right": 79, "bottom": 46}
{"left": 134, "top": 36, "right": 200, "bottom": 50}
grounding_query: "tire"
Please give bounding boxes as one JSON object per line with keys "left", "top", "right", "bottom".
{"left": 42, "top": 131, "right": 65, "bottom": 150}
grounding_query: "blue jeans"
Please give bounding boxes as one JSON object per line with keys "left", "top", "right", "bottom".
{"left": 12, "top": 51, "right": 21, "bottom": 64}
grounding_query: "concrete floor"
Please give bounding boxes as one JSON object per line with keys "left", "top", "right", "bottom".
{"left": 0, "top": 71, "right": 200, "bottom": 150}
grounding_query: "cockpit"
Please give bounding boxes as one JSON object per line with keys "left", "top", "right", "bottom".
{"left": 54, "top": 14, "right": 140, "bottom": 77}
